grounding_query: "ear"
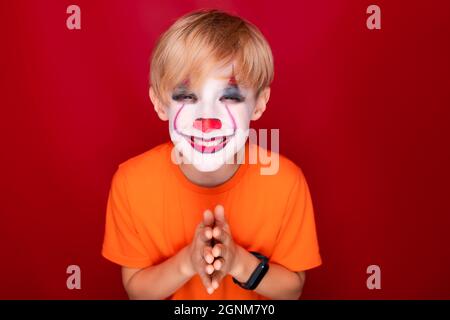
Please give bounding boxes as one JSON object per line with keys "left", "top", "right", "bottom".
{"left": 149, "top": 86, "right": 169, "bottom": 121}
{"left": 251, "top": 87, "right": 270, "bottom": 121}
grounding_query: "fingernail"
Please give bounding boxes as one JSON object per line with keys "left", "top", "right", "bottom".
{"left": 207, "top": 287, "right": 213, "bottom": 294}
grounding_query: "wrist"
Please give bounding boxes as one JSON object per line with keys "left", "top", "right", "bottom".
{"left": 179, "top": 245, "right": 195, "bottom": 278}
{"left": 230, "top": 246, "right": 259, "bottom": 283}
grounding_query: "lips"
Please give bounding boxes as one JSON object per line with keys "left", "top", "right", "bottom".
{"left": 188, "top": 135, "right": 230, "bottom": 153}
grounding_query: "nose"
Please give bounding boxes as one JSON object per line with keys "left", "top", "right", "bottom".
{"left": 193, "top": 118, "right": 222, "bottom": 133}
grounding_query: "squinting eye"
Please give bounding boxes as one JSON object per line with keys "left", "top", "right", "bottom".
{"left": 172, "top": 94, "right": 197, "bottom": 103}
{"left": 220, "top": 95, "right": 244, "bottom": 103}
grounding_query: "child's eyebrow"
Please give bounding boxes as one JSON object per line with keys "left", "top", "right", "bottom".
{"left": 223, "top": 84, "right": 243, "bottom": 96}
{"left": 172, "top": 81, "right": 244, "bottom": 96}
{"left": 172, "top": 84, "right": 191, "bottom": 94}
{"left": 171, "top": 85, "right": 194, "bottom": 101}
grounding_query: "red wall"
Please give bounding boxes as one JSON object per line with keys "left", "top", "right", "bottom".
{"left": 1, "top": 0, "right": 449, "bottom": 299}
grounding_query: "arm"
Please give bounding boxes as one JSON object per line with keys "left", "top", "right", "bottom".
{"left": 122, "top": 245, "right": 194, "bottom": 300}
{"left": 230, "top": 245, "right": 305, "bottom": 300}
{"left": 208, "top": 205, "right": 307, "bottom": 300}
{"left": 122, "top": 210, "right": 218, "bottom": 300}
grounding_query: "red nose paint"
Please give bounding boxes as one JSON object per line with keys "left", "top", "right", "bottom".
{"left": 193, "top": 118, "right": 222, "bottom": 133}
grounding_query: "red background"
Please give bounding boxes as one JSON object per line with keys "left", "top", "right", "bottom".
{"left": 1, "top": 0, "right": 449, "bottom": 299}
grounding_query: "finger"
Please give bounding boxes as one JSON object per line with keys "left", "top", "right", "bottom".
{"left": 211, "top": 270, "right": 226, "bottom": 290}
{"left": 205, "top": 263, "right": 215, "bottom": 275}
{"left": 203, "top": 246, "right": 214, "bottom": 264}
{"left": 198, "top": 262, "right": 214, "bottom": 294}
{"left": 198, "top": 226, "right": 213, "bottom": 243}
{"left": 213, "top": 257, "right": 225, "bottom": 271}
{"left": 212, "top": 226, "right": 229, "bottom": 245}
{"left": 205, "top": 227, "right": 213, "bottom": 241}
{"left": 212, "top": 243, "right": 226, "bottom": 258}
{"left": 203, "top": 209, "right": 214, "bottom": 227}
{"left": 214, "top": 204, "right": 230, "bottom": 233}
{"left": 194, "top": 222, "right": 205, "bottom": 243}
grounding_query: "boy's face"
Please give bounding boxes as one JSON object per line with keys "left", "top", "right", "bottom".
{"left": 166, "top": 63, "right": 257, "bottom": 172}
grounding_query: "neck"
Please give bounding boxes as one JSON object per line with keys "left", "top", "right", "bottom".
{"left": 177, "top": 154, "right": 241, "bottom": 188}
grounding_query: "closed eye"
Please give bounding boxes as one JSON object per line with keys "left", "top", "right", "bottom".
{"left": 220, "top": 95, "right": 245, "bottom": 103}
{"left": 172, "top": 93, "right": 198, "bottom": 103}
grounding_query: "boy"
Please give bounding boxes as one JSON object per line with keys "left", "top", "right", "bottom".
{"left": 102, "top": 9, "right": 321, "bottom": 300}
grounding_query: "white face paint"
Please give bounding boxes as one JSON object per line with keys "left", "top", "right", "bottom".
{"left": 167, "top": 64, "right": 256, "bottom": 172}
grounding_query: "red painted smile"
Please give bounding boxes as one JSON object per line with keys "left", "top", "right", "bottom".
{"left": 187, "top": 135, "right": 231, "bottom": 153}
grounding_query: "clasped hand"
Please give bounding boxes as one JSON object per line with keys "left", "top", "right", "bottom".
{"left": 187, "top": 204, "right": 239, "bottom": 294}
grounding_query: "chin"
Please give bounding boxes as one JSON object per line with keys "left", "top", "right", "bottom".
{"left": 171, "top": 133, "right": 247, "bottom": 172}
{"left": 191, "top": 159, "right": 225, "bottom": 172}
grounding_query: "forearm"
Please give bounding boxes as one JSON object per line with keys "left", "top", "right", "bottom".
{"left": 125, "top": 245, "right": 194, "bottom": 300}
{"left": 230, "top": 246, "right": 304, "bottom": 300}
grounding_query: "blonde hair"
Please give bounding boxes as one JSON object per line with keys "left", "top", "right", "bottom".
{"left": 150, "top": 9, "right": 274, "bottom": 106}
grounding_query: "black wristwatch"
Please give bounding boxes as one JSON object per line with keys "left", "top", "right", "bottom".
{"left": 232, "top": 251, "right": 269, "bottom": 290}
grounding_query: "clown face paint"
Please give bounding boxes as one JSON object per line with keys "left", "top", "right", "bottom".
{"left": 167, "top": 64, "right": 256, "bottom": 172}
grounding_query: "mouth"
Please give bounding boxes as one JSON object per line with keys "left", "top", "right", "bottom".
{"left": 184, "top": 134, "right": 233, "bottom": 153}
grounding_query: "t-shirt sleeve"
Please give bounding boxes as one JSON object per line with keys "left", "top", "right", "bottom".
{"left": 269, "top": 169, "right": 322, "bottom": 272}
{"left": 101, "top": 166, "right": 154, "bottom": 269}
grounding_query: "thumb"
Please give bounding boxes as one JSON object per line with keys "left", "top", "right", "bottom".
{"left": 213, "top": 204, "right": 229, "bottom": 231}
{"left": 203, "top": 209, "right": 214, "bottom": 227}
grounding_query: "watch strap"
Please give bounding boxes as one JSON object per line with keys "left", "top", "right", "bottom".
{"left": 232, "top": 251, "right": 269, "bottom": 290}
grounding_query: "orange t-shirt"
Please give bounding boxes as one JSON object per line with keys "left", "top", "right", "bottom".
{"left": 102, "top": 141, "right": 321, "bottom": 299}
